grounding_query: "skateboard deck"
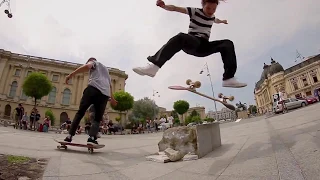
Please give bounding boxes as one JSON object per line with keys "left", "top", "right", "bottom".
{"left": 169, "top": 85, "right": 236, "bottom": 111}
{"left": 54, "top": 139, "right": 105, "bottom": 154}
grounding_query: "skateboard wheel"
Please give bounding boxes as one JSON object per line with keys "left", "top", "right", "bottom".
{"left": 88, "top": 148, "right": 93, "bottom": 154}
{"left": 194, "top": 81, "right": 201, "bottom": 88}
{"left": 218, "top": 93, "right": 223, "bottom": 98}
{"left": 57, "top": 145, "right": 61, "bottom": 149}
{"left": 64, "top": 146, "right": 67, "bottom": 150}
{"left": 229, "top": 96, "right": 235, "bottom": 101}
{"left": 186, "top": 79, "right": 192, "bottom": 85}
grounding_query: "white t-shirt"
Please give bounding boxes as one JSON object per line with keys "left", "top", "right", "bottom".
{"left": 279, "top": 92, "right": 284, "bottom": 101}
{"left": 168, "top": 116, "right": 173, "bottom": 124}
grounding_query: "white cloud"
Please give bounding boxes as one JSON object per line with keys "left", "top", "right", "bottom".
{"left": 0, "top": 0, "right": 319, "bottom": 112}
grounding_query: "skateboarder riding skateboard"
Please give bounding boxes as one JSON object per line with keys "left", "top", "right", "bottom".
{"left": 64, "top": 57, "right": 117, "bottom": 145}
{"left": 133, "top": 0, "right": 247, "bottom": 88}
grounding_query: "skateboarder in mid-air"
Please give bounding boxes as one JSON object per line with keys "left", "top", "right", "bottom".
{"left": 133, "top": 0, "right": 247, "bottom": 88}
{"left": 64, "top": 57, "right": 117, "bottom": 145}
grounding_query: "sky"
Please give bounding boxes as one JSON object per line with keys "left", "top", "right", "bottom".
{"left": 0, "top": 0, "right": 319, "bottom": 113}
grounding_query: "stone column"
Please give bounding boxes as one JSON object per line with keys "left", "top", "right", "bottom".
{"left": 0, "top": 58, "right": 8, "bottom": 90}
{"left": 0, "top": 64, "right": 9, "bottom": 94}
{"left": 3, "top": 64, "right": 13, "bottom": 95}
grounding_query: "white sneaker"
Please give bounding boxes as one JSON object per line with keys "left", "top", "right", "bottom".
{"left": 132, "top": 63, "right": 159, "bottom": 77}
{"left": 222, "top": 77, "right": 247, "bottom": 88}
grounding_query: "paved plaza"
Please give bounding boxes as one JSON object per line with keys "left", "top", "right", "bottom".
{"left": 1, "top": 104, "right": 320, "bottom": 180}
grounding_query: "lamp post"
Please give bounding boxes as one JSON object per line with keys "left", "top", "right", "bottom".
{"left": 200, "top": 62, "right": 218, "bottom": 120}
{"left": 1, "top": 0, "right": 13, "bottom": 18}
{"left": 152, "top": 90, "right": 160, "bottom": 120}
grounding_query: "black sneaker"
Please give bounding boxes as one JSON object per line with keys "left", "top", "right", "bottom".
{"left": 87, "top": 137, "right": 99, "bottom": 146}
{"left": 64, "top": 136, "right": 72, "bottom": 142}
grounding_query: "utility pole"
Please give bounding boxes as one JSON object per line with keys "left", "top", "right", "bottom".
{"left": 200, "top": 62, "right": 218, "bottom": 120}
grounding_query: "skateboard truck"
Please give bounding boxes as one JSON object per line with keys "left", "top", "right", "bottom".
{"left": 218, "top": 93, "right": 235, "bottom": 103}
{"left": 186, "top": 79, "right": 201, "bottom": 90}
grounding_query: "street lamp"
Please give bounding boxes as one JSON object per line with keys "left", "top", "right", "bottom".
{"left": 1, "top": 0, "right": 13, "bottom": 18}
{"left": 152, "top": 90, "right": 160, "bottom": 120}
{"left": 200, "top": 62, "right": 218, "bottom": 120}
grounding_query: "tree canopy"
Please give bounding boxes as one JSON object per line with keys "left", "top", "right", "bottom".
{"left": 173, "top": 100, "right": 190, "bottom": 115}
{"left": 110, "top": 91, "right": 134, "bottom": 112}
{"left": 22, "top": 72, "right": 52, "bottom": 106}
{"left": 130, "top": 97, "right": 159, "bottom": 122}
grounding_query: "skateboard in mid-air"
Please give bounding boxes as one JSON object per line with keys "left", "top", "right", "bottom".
{"left": 54, "top": 139, "right": 105, "bottom": 154}
{"left": 168, "top": 79, "right": 236, "bottom": 111}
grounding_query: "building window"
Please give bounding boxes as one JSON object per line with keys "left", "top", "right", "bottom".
{"left": 302, "top": 78, "right": 308, "bottom": 87}
{"left": 48, "top": 87, "right": 57, "bottom": 104}
{"left": 292, "top": 82, "right": 299, "bottom": 91}
{"left": 62, "top": 88, "right": 71, "bottom": 105}
{"left": 306, "top": 91, "right": 312, "bottom": 96}
{"left": 313, "top": 76, "right": 318, "bottom": 83}
{"left": 14, "top": 69, "right": 21, "bottom": 76}
{"left": 9, "top": 81, "right": 18, "bottom": 97}
{"left": 52, "top": 75, "right": 59, "bottom": 82}
{"left": 26, "top": 71, "right": 32, "bottom": 77}
{"left": 21, "top": 90, "right": 28, "bottom": 100}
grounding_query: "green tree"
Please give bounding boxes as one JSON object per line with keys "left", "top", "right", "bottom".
{"left": 45, "top": 109, "right": 55, "bottom": 126}
{"left": 22, "top": 72, "right": 52, "bottom": 108}
{"left": 131, "top": 97, "right": 159, "bottom": 122}
{"left": 248, "top": 105, "right": 257, "bottom": 114}
{"left": 173, "top": 100, "right": 190, "bottom": 124}
{"left": 110, "top": 91, "right": 134, "bottom": 124}
{"left": 203, "top": 117, "right": 215, "bottom": 122}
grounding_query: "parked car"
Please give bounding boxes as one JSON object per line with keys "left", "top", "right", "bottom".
{"left": 273, "top": 98, "right": 308, "bottom": 113}
{"left": 304, "top": 96, "right": 318, "bottom": 104}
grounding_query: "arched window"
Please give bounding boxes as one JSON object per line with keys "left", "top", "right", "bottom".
{"left": 9, "top": 81, "right": 18, "bottom": 97}
{"left": 62, "top": 88, "right": 71, "bottom": 105}
{"left": 48, "top": 87, "right": 57, "bottom": 104}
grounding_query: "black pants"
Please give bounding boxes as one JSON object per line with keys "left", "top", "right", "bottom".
{"left": 69, "top": 86, "right": 109, "bottom": 137}
{"left": 148, "top": 32, "right": 237, "bottom": 80}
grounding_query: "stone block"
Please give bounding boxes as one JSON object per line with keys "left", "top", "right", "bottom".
{"left": 183, "top": 154, "right": 199, "bottom": 161}
{"left": 146, "top": 155, "right": 170, "bottom": 163}
{"left": 157, "top": 123, "right": 221, "bottom": 159}
{"left": 196, "top": 122, "right": 222, "bottom": 158}
{"left": 164, "top": 148, "right": 186, "bottom": 162}
{"left": 158, "top": 126, "right": 197, "bottom": 155}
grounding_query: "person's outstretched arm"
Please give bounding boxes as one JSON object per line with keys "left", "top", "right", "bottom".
{"left": 156, "top": 0, "right": 188, "bottom": 14}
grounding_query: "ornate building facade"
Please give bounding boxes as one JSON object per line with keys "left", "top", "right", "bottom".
{"left": 0, "top": 49, "right": 128, "bottom": 126}
{"left": 254, "top": 55, "right": 320, "bottom": 114}
{"left": 206, "top": 108, "right": 237, "bottom": 121}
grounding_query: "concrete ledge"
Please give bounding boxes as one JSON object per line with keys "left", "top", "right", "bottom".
{"left": 196, "top": 122, "right": 221, "bottom": 158}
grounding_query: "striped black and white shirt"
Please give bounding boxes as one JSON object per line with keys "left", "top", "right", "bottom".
{"left": 186, "top": 7, "right": 218, "bottom": 40}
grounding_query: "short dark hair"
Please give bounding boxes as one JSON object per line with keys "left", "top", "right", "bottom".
{"left": 86, "top": 57, "right": 97, "bottom": 64}
{"left": 201, "top": 0, "right": 222, "bottom": 6}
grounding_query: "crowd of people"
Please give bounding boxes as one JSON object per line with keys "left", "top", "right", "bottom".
{"left": 14, "top": 103, "right": 51, "bottom": 132}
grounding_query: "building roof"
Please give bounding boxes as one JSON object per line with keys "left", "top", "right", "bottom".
{"left": 255, "top": 58, "right": 284, "bottom": 89}
{"left": 255, "top": 54, "right": 320, "bottom": 91}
